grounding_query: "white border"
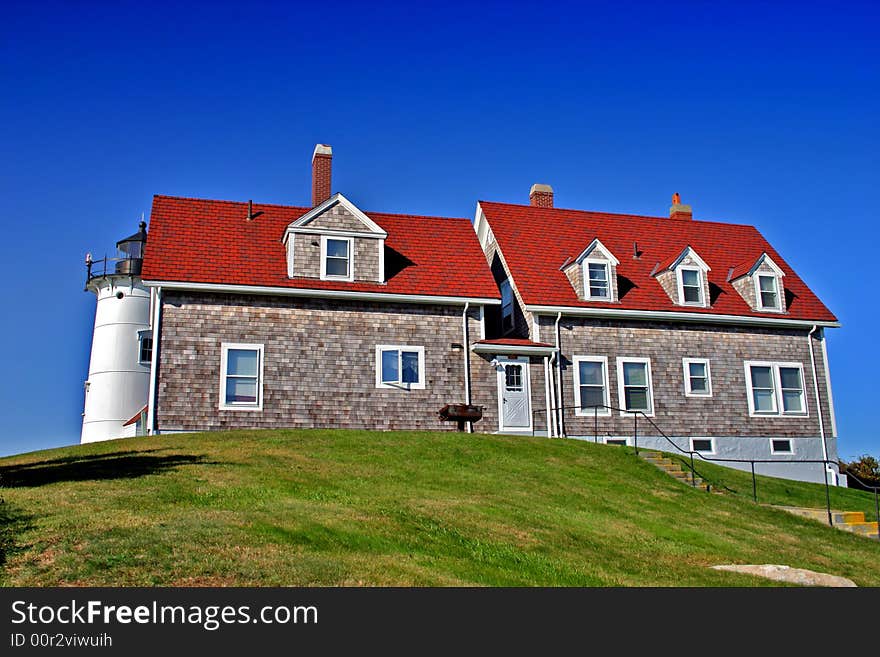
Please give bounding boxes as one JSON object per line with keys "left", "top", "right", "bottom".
{"left": 573, "top": 355, "right": 611, "bottom": 416}
{"left": 522, "top": 303, "right": 838, "bottom": 328}
{"left": 770, "top": 438, "right": 795, "bottom": 455}
{"left": 682, "top": 358, "right": 712, "bottom": 397}
{"left": 143, "top": 280, "right": 501, "bottom": 306}
{"left": 375, "top": 345, "right": 426, "bottom": 390}
{"left": 583, "top": 260, "right": 612, "bottom": 301}
{"left": 496, "top": 356, "right": 533, "bottom": 432}
{"left": 744, "top": 360, "right": 809, "bottom": 418}
{"left": 320, "top": 235, "right": 354, "bottom": 282}
{"left": 755, "top": 273, "right": 783, "bottom": 312}
{"left": 690, "top": 437, "right": 715, "bottom": 455}
{"left": 677, "top": 266, "right": 707, "bottom": 307}
{"left": 616, "top": 357, "right": 655, "bottom": 417}
{"left": 219, "top": 342, "right": 264, "bottom": 411}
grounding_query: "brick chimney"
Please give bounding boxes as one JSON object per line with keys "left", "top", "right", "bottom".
{"left": 311, "top": 144, "right": 333, "bottom": 207}
{"left": 529, "top": 183, "right": 554, "bottom": 208}
{"left": 669, "top": 192, "right": 693, "bottom": 220}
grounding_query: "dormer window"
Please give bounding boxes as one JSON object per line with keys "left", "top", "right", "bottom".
{"left": 566, "top": 238, "right": 619, "bottom": 303}
{"left": 757, "top": 274, "right": 780, "bottom": 310}
{"left": 654, "top": 246, "right": 710, "bottom": 308}
{"left": 679, "top": 268, "right": 704, "bottom": 305}
{"left": 586, "top": 262, "right": 610, "bottom": 300}
{"left": 729, "top": 253, "right": 786, "bottom": 313}
{"left": 321, "top": 236, "right": 353, "bottom": 281}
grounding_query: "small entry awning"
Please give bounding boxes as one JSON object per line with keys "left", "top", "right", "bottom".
{"left": 471, "top": 338, "right": 556, "bottom": 357}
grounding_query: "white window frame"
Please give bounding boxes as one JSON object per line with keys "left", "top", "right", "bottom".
{"left": 682, "top": 358, "right": 712, "bottom": 398}
{"left": 500, "top": 279, "right": 514, "bottom": 334}
{"left": 744, "top": 361, "right": 808, "bottom": 418}
{"left": 573, "top": 355, "right": 611, "bottom": 416}
{"left": 604, "top": 437, "right": 629, "bottom": 446}
{"left": 755, "top": 273, "right": 782, "bottom": 311}
{"left": 676, "top": 266, "right": 706, "bottom": 307}
{"left": 320, "top": 235, "right": 354, "bottom": 281}
{"left": 138, "top": 329, "right": 153, "bottom": 365}
{"left": 219, "top": 342, "right": 264, "bottom": 411}
{"left": 770, "top": 438, "right": 795, "bottom": 455}
{"left": 583, "top": 259, "right": 611, "bottom": 301}
{"left": 690, "top": 437, "right": 715, "bottom": 455}
{"left": 375, "top": 345, "right": 426, "bottom": 390}
{"left": 616, "top": 357, "right": 655, "bottom": 417}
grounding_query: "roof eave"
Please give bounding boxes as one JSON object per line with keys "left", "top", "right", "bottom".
{"left": 142, "top": 279, "right": 502, "bottom": 306}
{"left": 523, "top": 304, "right": 839, "bottom": 329}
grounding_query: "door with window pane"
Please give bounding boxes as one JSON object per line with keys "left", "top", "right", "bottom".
{"left": 497, "top": 357, "right": 531, "bottom": 430}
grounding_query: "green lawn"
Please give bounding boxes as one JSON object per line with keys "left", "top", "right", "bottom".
{"left": 0, "top": 429, "right": 877, "bottom": 586}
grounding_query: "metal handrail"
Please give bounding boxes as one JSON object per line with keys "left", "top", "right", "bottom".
{"left": 85, "top": 254, "right": 142, "bottom": 282}
{"left": 532, "top": 402, "right": 879, "bottom": 534}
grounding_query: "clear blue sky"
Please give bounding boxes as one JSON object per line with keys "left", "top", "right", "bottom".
{"left": 1, "top": 1, "right": 877, "bottom": 459}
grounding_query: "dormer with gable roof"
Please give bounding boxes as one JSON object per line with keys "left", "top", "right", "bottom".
{"left": 729, "top": 252, "right": 787, "bottom": 313}
{"left": 653, "top": 246, "right": 711, "bottom": 308}
{"left": 283, "top": 193, "right": 388, "bottom": 283}
{"left": 562, "top": 238, "right": 620, "bottom": 303}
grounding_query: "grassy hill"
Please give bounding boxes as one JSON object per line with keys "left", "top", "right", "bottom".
{"left": 0, "top": 429, "right": 877, "bottom": 586}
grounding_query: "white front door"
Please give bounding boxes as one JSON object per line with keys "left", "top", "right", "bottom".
{"left": 497, "top": 357, "right": 532, "bottom": 431}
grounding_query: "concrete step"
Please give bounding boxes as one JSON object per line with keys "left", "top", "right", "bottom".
{"left": 773, "top": 506, "right": 880, "bottom": 540}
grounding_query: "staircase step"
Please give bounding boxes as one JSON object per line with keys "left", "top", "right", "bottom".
{"left": 774, "top": 506, "right": 880, "bottom": 541}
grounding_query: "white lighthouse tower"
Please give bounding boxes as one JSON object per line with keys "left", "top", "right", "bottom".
{"left": 81, "top": 221, "right": 151, "bottom": 443}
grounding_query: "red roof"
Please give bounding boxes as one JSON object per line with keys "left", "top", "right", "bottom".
{"left": 142, "top": 196, "right": 500, "bottom": 301}
{"left": 123, "top": 405, "right": 148, "bottom": 427}
{"left": 480, "top": 201, "right": 836, "bottom": 323}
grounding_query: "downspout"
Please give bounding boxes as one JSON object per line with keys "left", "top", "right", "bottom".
{"left": 807, "top": 325, "right": 829, "bottom": 468}
{"left": 543, "top": 356, "right": 554, "bottom": 437}
{"left": 462, "top": 302, "right": 473, "bottom": 433}
{"left": 146, "top": 285, "right": 162, "bottom": 435}
{"left": 555, "top": 312, "right": 566, "bottom": 437}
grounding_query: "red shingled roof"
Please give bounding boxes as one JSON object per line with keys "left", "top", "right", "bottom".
{"left": 480, "top": 201, "right": 836, "bottom": 322}
{"left": 142, "top": 196, "right": 500, "bottom": 301}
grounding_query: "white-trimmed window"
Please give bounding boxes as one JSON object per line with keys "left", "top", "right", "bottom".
{"left": 605, "top": 438, "right": 628, "bottom": 446}
{"left": 616, "top": 357, "right": 654, "bottom": 416}
{"left": 744, "top": 361, "right": 807, "bottom": 417}
{"left": 585, "top": 261, "right": 610, "bottom": 301}
{"left": 219, "top": 343, "right": 264, "bottom": 411}
{"left": 500, "top": 279, "right": 514, "bottom": 333}
{"left": 573, "top": 356, "right": 610, "bottom": 416}
{"left": 677, "top": 267, "right": 704, "bottom": 305}
{"left": 756, "top": 274, "right": 781, "bottom": 311}
{"left": 376, "top": 345, "right": 426, "bottom": 389}
{"left": 683, "top": 358, "right": 712, "bottom": 397}
{"left": 691, "top": 438, "right": 715, "bottom": 454}
{"left": 321, "top": 236, "right": 353, "bottom": 281}
{"left": 138, "top": 330, "right": 153, "bottom": 365}
{"left": 770, "top": 438, "right": 793, "bottom": 454}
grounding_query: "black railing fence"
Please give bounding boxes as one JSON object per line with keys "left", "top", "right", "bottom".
{"left": 531, "top": 402, "right": 880, "bottom": 534}
{"left": 85, "top": 254, "right": 143, "bottom": 283}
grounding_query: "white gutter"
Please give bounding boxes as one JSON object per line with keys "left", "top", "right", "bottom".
{"left": 555, "top": 312, "right": 565, "bottom": 437}
{"left": 471, "top": 343, "right": 556, "bottom": 356}
{"left": 143, "top": 280, "right": 501, "bottom": 307}
{"left": 524, "top": 304, "right": 840, "bottom": 329}
{"left": 462, "top": 303, "right": 472, "bottom": 433}
{"left": 146, "top": 285, "right": 162, "bottom": 435}
{"left": 544, "top": 356, "right": 555, "bottom": 437}
{"left": 819, "top": 330, "right": 838, "bottom": 438}
{"left": 807, "top": 325, "right": 828, "bottom": 464}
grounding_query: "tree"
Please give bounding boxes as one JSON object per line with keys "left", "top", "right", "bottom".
{"left": 841, "top": 454, "right": 880, "bottom": 490}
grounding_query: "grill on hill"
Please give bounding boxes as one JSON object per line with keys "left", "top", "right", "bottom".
{"left": 438, "top": 404, "right": 484, "bottom": 431}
